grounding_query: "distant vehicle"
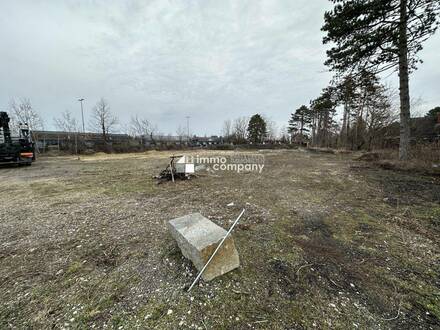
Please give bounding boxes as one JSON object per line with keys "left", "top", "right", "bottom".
{"left": 0, "top": 111, "right": 35, "bottom": 165}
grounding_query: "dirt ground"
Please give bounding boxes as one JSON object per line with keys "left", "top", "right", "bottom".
{"left": 0, "top": 149, "right": 439, "bottom": 329}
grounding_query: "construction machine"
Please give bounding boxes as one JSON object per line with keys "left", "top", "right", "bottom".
{"left": 0, "top": 111, "right": 35, "bottom": 165}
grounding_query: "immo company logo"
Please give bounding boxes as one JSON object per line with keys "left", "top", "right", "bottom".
{"left": 178, "top": 154, "right": 265, "bottom": 174}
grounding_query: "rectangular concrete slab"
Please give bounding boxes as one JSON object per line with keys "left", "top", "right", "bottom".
{"left": 168, "top": 213, "right": 240, "bottom": 281}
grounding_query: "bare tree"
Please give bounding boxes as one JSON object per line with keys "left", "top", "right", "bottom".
{"left": 363, "top": 88, "right": 395, "bottom": 150}
{"left": 90, "top": 98, "right": 117, "bottom": 142}
{"left": 128, "top": 115, "right": 157, "bottom": 147}
{"left": 54, "top": 110, "right": 78, "bottom": 132}
{"left": 129, "top": 115, "right": 154, "bottom": 137}
{"left": 222, "top": 119, "right": 232, "bottom": 142}
{"left": 9, "top": 98, "right": 44, "bottom": 132}
{"left": 175, "top": 125, "right": 187, "bottom": 144}
{"left": 232, "top": 116, "right": 248, "bottom": 144}
{"left": 263, "top": 115, "right": 277, "bottom": 142}
{"left": 9, "top": 98, "right": 44, "bottom": 153}
{"left": 53, "top": 110, "right": 79, "bottom": 152}
{"left": 278, "top": 125, "right": 290, "bottom": 143}
{"left": 409, "top": 95, "right": 425, "bottom": 118}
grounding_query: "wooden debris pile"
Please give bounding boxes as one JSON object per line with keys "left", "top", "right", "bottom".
{"left": 154, "top": 155, "right": 194, "bottom": 184}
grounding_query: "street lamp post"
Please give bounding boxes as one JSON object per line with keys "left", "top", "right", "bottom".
{"left": 77, "top": 98, "right": 85, "bottom": 157}
{"left": 186, "top": 115, "right": 190, "bottom": 143}
{"left": 78, "top": 98, "right": 85, "bottom": 133}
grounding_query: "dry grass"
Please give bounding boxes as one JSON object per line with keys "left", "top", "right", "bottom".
{"left": 0, "top": 149, "right": 439, "bottom": 329}
{"left": 355, "top": 144, "right": 440, "bottom": 175}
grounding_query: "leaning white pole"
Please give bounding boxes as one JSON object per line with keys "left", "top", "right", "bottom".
{"left": 188, "top": 209, "right": 245, "bottom": 292}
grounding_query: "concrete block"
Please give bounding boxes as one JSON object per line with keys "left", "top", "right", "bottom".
{"left": 168, "top": 213, "right": 240, "bottom": 281}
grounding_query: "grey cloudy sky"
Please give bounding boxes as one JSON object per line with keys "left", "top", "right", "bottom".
{"left": 1, "top": 0, "right": 439, "bottom": 135}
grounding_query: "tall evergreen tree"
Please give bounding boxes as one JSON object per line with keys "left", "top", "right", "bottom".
{"left": 287, "top": 114, "right": 299, "bottom": 137}
{"left": 334, "top": 75, "right": 358, "bottom": 147}
{"left": 288, "top": 105, "right": 312, "bottom": 143}
{"left": 352, "top": 71, "right": 382, "bottom": 149}
{"left": 425, "top": 106, "right": 440, "bottom": 121}
{"left": 322, "top": 0, "right": 440, "bottom": 160}
{"left": 310, "top": 88, "right": 337, "bottom": 147}
{"left": 247, "top": 114, "right": 267, "bottom": 144}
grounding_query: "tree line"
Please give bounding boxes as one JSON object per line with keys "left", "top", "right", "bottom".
{"left": 221, "top": 114, "right": 281, "bottom": 145}
{"left": 8, "top": 89, "right": 439, "bottom": 154}
{"left": 317, "top": 0, "right": 439, "bottom": 160}
{"left": 7, "top": 97, "right": 280, "bottom": 147}
{"left": 226, "top": 0, "right": 440, "bottom": 155}
{"left": 287, "top": 71, "right": 399, "bottom": 150}
{"left": 7, "top": 97, "right": 154, "bottom": 142}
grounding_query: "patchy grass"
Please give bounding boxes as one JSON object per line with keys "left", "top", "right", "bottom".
{"left": 0, "top": 149, "right": 439, "bottom": 329}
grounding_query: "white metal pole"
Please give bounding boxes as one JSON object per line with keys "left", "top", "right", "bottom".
{"left": 188, "top": 209, "right": 245, "bottom": 292}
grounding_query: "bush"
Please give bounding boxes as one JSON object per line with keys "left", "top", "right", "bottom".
{"left": 208, "top": 144, "right": 235, "bottom": 150}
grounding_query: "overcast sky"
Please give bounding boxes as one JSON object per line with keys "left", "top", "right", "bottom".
{"left": 1, "top": 0, "right": 439, "bottom": 135}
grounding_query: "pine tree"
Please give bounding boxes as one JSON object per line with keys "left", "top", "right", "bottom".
{"left": 287, "top": 113, "right": 299, "bottom": 138}
{"left": 310, "top": 88, "right": 337, "bottom": 147}
{"left": 353, "top": 71, "right": 382, "bottom": 150}
{"left": 288, "top": 105, "right": 312, "bottom": 144}
{"left": 334, "top": 75, "right": 358, "bottom": 147}
{"left": 426, "top": 107, "right": 440, "bottom": 121}
{"left": 322, "top": 0, "right": 440, "bottom": 160}
{"left": 247, "top": 114, "right": 267, "bottom": 144}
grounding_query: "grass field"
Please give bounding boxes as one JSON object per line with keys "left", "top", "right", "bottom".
{"left": 0, "top": 149, "right": 439, "bottom": 329}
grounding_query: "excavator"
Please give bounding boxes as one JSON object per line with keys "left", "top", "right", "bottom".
{"left": 0, "top": 111, "right": 35, "bottom": 165}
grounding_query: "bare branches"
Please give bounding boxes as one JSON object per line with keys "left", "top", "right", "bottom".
{"left": 90, "top": 98, "right": 118, "bottom": 142}
{"left": 175, "top": 125, "right": 186, "bottom": 143}
{"left": 221, "top": 119, "right": 232, "bottom": 142}
{"left": 9, "top": 98, "right": 44, "bottom": 131}
{"left": 129, "top": 115, "right": 154, "bottom": 138}
{"left": 54, "top": 110, "right": 78, "bottom": 132}
{"left": 232, "top": 117, "right": 248, "bottom": 144}
{"left": 262, "top": 115, "right": 278, "bottom": 142}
